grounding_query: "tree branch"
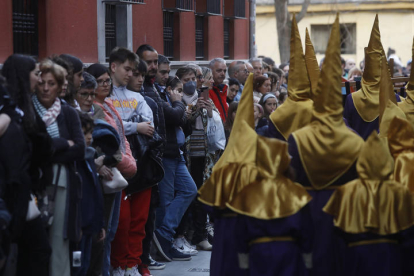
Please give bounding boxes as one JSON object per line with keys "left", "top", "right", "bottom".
{"left": 296, "top": 0, "right": 310, "bottom": 23}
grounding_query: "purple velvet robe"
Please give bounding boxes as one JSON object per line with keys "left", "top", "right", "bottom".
{"left": 288, "top": 136, "right": 358, "bottom": 276}
{"left": 343, "top": 93, "right": 401, "bottom": 140}
{"left": 235, "top": 206, "right": 313, "bottom": 276}
{"left": 267, "top": 120, "right": 286, "bottom": 141}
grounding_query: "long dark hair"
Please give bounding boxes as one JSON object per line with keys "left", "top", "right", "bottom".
{"left": 2, "top": 54, "right": 37, "bottom": 133}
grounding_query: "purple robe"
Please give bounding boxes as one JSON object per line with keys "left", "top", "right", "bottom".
{"left": 267, "top": 120, "right": 286, "bottom": 141}
{"left": 235, "top": 206, "right": 313, "bottom": 276}
{"left": 333, "top": 228, "right": 414, "bottom": 276}
{"left": 206, "top": 208, "right": 245, "bottom": 276}
{"left": 288, "top": 136, "right": 358, "bottom": 276}
{"left": 344, "top": 94, "right": 401, "bottom": 140}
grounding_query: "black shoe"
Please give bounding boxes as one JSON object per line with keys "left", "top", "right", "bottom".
{"left": 153, "top": 231, "right": 172, "bottom": 262}
{"left": 147, "top": 255, "right": 166, "bottom": 270}
{"left": 169, "top": 247, "right": 192, "bottom": 261}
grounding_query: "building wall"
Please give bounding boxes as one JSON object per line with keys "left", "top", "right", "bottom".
{"left": 256, "top": 6, "right": 414, "bottom": 66}
{"left": 132, "top": 1, "right": 164, "bottom": 54}
{"left": 42, "top": 0, "right": 98, "bottom": 62}
{"left": 0, "top": 1, "right": 13, "bottom": 62}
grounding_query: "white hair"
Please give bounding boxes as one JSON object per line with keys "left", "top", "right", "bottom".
{"left": 209, "top": 58, "right": 226, "bottom": 68}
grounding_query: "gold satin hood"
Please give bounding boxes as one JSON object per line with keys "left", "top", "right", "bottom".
{"left": 304, "top": 28, "right": 320, "bottom": 98}
{"left": 352, "top": 15, "right": 384, "bottom": 122}
{"left": 388, "top": 117, "right": 414, "bottom": 193}
{"left": 292, "top": 14, "right": 364, "bottom": 189}
{"left": 378, "top": 55, "right": 407, "bottom": 138}
{"left": 226, "top": 133, "right": 312, "bottom": 220}
{"left": 398, "top": 37, "right": 414, "bottom": 126}
{"left": 269, "top": 14, "right": 313, "bottom": 140}
{"left": 198, "top": 73, "right": 255, "bottom": 209}
{"left": 324, "top": 132, "right": 414, "bottom": 235}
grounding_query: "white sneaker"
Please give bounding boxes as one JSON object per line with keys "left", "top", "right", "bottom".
{"left": 173, "top": 237, "right": 198, "bottom": 256}
{"left": 182, "top": 236, "right": 197, "bottom": 250}
{"left": 196, "top": 239, "right": 213, "bottom": 251}
{"left": 124, "top": 265, "right": 142, "bottom": 276}
{"left": 112, "top": 267, "right": 126, "bottom": 276}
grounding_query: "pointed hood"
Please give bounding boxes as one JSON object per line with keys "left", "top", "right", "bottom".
{"left": 398, "top": 36, "right": 414, "bottom": 126}
{"left": 388, "top": 116, "right": 414, "bottom": 157}
{"left": 288, "top": 14, "right": 312, "bottom": 101}
{"left": 198, "top": 73, "right": 255, "bottom": 209}
{"left": 269, "top": 14, "right": 313, "bottom": 140}
{"left": 379, "top": 55, "right": 406, "bottom": 137}
{"left": 352, "top": 14, "right": 384, "bottom": 122}
{"left": 388, "top": 117, "right": 414, "bottom": 193}
{"left": 304, "top": 28, "right": 320, "bottom": 98}
{"left": 292, "top": 14, "right": 364, "bottom": 189}
{"left": 226, "top": 134, "right": 312, "bottom": 220}
{"left": 324, "top": 132, "right": 414, "bottom": 236}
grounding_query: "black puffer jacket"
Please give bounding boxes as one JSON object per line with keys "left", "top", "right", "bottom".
{"left": 141, "top": 80, "right": 187, "bottom": 158}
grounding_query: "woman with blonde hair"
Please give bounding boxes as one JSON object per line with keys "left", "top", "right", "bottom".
{"left": 33, "top": 59, "right": 85, "bottom": 276}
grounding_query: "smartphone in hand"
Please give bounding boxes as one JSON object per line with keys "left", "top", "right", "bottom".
{"left": 200, "top": 86, "right": 209, "bottom": 100}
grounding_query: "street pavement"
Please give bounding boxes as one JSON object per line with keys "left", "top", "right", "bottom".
{"left": 151, "top": 251, "right": 211, "bottom": 276}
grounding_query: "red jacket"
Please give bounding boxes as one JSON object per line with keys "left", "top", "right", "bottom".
{"left": 209, "top": 84, "right": 228, "bottom": 121}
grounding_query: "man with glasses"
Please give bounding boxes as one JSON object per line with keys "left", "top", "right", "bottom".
{"left": 228, "top": 61, "right": 248, "bottom": 102}
{"left": 209, "top": 58, "right": 228, "bottom": 121}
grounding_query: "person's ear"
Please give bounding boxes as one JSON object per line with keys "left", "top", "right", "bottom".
{"left": 110, "top": 62, "right": 117, "bottom": 74}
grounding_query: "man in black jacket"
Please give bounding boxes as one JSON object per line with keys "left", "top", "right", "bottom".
{"left": 137, "top": 45, "right": 197, "bottom": 262}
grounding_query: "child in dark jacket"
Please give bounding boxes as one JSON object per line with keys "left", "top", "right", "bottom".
{"left": 75, "top": 112, "right": 105, "bottom": 276}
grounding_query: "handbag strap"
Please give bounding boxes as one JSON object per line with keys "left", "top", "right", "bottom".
{"left": 50, "top": 165, "right": 62, "bottom": 201}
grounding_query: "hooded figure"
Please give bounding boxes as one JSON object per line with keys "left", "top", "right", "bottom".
{"left": 288, "top": 14, "right": 365, "bottom": 276}
{"left": 344, "top": 15, "right": 401, "bottom": 140}
{"left": 304, "top": 28, "right": 320, "bottom": 98}
{"left": 398, "top": 37, "right": 414, "bottom": 126}
{"left": 324, "top": 132, "right": 414, "bottom": 276}
{"left": 268, "top": 15, "right": 313, "bottom": 141}
{"left": 198, "top": 72, "right": 255, "bottom": 276}
{"left": 225, "top": 126, "right": 313, "bottom": 276}
{"left": 378, "top": 55, "right": 407, "bottom": 139}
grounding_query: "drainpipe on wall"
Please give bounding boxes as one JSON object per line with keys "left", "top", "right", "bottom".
{"left": 249, "top": 0, "right": 257, "bottom": 58}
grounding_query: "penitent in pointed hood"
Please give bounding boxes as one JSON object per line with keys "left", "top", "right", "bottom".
{"left": 292, "top": 14, "right": 364, "bottom": 189}
{"left": 352, "top": 15, "right": 384, "bottom": 122}
{"left": 379, "top": 55, "right": 406, "bottom": 138}
{"left": 304, "top": 28, "right": 320, "bottom": 98}
{"left": 323, "top": 132, "right": 414, "bottom": 236}
{"left": 198, "top": 73, "right": 256, "bottom": 209}
{"left": 398, "top": 37, "right": 414, "bottom": 126}
{"left": 269, "top": 14, "right": 313, "bottom": 140}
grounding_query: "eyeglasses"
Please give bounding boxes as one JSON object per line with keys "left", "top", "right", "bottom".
{"left": 78, "top": 92, "right": 97, "bottom": 99}
{"left": 96, "top": 78, "right": 112, "bottom": 86}
{"left": 197, "top": 75, "right": 205, "bottom": 80}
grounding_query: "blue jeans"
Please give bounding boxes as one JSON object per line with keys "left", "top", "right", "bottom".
{"left": 102, "top": 191, "right": 121, "bottom": 275}
{"left": 155, "top": 155, "right": 198, "bottom": 241}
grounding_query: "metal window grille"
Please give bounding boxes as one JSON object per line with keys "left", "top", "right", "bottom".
{"left": 223, "top": 18, "right": 230, "bottom": 59}
{"left": 176, "top": 0, "right": 193, "bottom": 10}
{"left": 163, "top": 11, "right": 174, "bottom": 59}
{"left": 195, "top": 16, "right": 204, "bottom": 60}
{"left": 105, "top": 4, "right": 117, "bottom": 62}
{"left": 234, "top": 0, "right": 245, "bottom": 18}
{"left": 207, "top": 0, "right": 221, "bottom": 15}
{"left": 12, "top": 0, "right": 39, "bottom": 56}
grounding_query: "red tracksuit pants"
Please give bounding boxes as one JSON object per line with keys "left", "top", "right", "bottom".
{"left": 110, "top": 188, "right": 151, "bottom": 268}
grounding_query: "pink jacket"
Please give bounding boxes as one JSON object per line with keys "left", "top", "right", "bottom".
{"left": 94, "top": 99, "right": 137, "bottom": 178}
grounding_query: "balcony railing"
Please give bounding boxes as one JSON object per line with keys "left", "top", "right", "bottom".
{"left": 234, "top": 0, "right": 246, "bottom": 18}
{"left": 207, "top": 0, "right": 221, "bottom": 15}
{"left": 103, "top": 0, "right": 145, "bottom": 4}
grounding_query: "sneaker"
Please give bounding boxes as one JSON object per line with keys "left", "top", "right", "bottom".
{"left": 145, "top": 255, "right": 166, "bottom": 270}
{"left": 138, "top": 264, "right": 152, "bottom": 276}
{"left": 173, "top": 237, "right": 198, "bottom": 256}
{"left": 206, "top": 223, "right": 214, "bottom": 244}
{"left": 169, "top": 246, "right": 192, "bottom": 261}
{"left": 125, "top": 265, "right": 141, "bottom": 276}
{"left": 153, "top": 231, "right": 172, "bottom": 262}
{"left": 196, "top": 239, "right": 213, "bottom": 251}
{"left": 112, "top": 267, "right": 126, "bottom": 276}
{"left": 182, "top": 236, "right": 197, "bottom": 250}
